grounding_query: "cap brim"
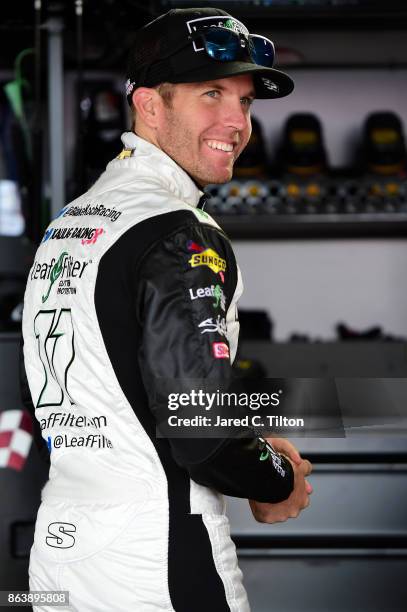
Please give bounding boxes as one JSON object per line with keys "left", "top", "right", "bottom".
{"left": 170, "top": 61, "right": 294, "bottom": 99}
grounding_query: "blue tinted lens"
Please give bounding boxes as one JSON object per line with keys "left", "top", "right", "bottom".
{"left": 204, "top": 28, "right": 240, "bottom": 62}
{"left": 250, "top": 36, "right": 275, "bottom": 67}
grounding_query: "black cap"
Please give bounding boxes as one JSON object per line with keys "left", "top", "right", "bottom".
{"left": 125, "top": 7, "right": 294, "bottom": 104}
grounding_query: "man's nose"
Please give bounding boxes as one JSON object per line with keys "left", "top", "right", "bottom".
{"left": 223, "top": 99, "right": 249, "bottom": 131}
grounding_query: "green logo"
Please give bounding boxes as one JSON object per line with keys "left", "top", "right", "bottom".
{"left": 259, "top": 450, "right": 270, "bottom": 461}
{"left": 196, "top": 208, "right": 209, "bottom": 220}
{"left": 223, "top": 18, "right": 243, "bottom": 34}
{"left": 213, "top": 284, "right": 222, "bottom": 309}
{"left": 42, "top": 251, "right": 68, "bottom": 303}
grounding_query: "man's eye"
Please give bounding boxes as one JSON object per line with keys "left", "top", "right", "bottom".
{"left": 241, "top": 97, "right": 254, "bottom": 107}
{"left": 205, "top": 90, "right": 219, "bottom": 98}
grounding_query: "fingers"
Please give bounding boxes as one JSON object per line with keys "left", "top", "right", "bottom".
{"left": 279, "top": 439, "right": 302, "bottom": 465}
{"left": 287, "top": 492, "right": 311, "bottom": 520}
{"left": 305, "top": 479, "right": 313, "bottom": 494}
{"left": 300, "top": 459, "right": 313, "bottom": 477}
{"left": 266, "top": 437, "right": 302, "bottom": 465}
{"left": 249, "top": 500, "right": 287, "bottom": 524}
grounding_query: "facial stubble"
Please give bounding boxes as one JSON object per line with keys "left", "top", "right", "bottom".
{"left": 157, "top": 108, "right": 234, "bottom": 187}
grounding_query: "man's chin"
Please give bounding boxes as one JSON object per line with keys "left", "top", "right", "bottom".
{"left": 200, "top": 168, "right": 233, "bottom": 186}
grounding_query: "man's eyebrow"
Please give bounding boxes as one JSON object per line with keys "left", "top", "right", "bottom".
{"left": 199, "top": 81, "right": 256, "bottom": 98}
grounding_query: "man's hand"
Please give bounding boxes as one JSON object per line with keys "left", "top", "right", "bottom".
{"left": 249, "top": 438, "right": 313, "bottom": 524}
{"left": 264, "top": 436, "right": 302, "bottom": 464}
{"left": 265, "top": 436, "right": 313, "bottom": 495}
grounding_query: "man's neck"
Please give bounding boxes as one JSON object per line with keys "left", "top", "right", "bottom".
{"left": 133, "top": 130, "right": 206, "bottom": 191}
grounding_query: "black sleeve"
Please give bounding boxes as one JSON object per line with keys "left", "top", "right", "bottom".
{"left": 19, "top": 337, "right": 50, "bottom": 466}
{"left": 136, "top": 220, "right": 293, "bottom": 503}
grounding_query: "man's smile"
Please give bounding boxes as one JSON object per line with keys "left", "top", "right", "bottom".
{"left": 205, "top": 140, "right": 235, "bottom": 153}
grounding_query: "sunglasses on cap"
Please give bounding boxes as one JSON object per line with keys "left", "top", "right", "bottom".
{"left": 188, "top": 26, "right": 275, "bottom": 68}
{"left": 127, "top": 24, "right": 278, "bottom": 98}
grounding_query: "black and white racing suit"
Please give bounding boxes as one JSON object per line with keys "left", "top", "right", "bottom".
{"left": 21, "top": 132, "right": 294, "bottom": 611}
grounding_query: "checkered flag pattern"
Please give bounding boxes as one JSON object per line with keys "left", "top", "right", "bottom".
{"left": 0, "top": 410, "right": 33, "bottom": 471}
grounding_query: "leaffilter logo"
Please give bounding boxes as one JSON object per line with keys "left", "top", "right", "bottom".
{"left": 186, "top": 16, "right": 248, "bottom": 51}
{"left": 42, "top": 252, "right": 68, "bottom": 303}
{"left": 213, "top": 284, "right": 223, "bottom": 309}
{"left": 223, "top": 18, "right": 248, "bottom": 35}
{"left": 188, "top": 284, "right": 226, "bottom": 311}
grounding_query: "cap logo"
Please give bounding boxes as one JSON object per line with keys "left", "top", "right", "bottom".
{"left": 261, "top": 78, "right": 279, "bottom": 93}
{"left": 186, "top": 16, "right": 249, "bottom": 53}
{"left": 223, "top": 18, "right": 247, "bottom": 35}
{"left": 125, "top": 78, "right": 135, "bottom": 96}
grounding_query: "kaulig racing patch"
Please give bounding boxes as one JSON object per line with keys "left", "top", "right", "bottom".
{"left": 42, "top": 226, "right": 104, "bottom": 245}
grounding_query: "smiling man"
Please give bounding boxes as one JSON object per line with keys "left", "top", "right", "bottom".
{"left": 22, "top": 6, "right": 312, "bottom": 612}
{"left": 136, "top": 76, "right": 254, "bottom": 185}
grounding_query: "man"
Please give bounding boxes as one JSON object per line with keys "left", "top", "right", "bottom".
{"left": 22, "top": 7, "right": 312, "bottom": 611}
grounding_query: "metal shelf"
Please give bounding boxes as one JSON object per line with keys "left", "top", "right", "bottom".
{"left": 215, "top": 213, "right": 407, "bottom": 239}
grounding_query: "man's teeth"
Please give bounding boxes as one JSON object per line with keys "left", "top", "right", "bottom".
{"left": 206, "top": 140, "right": 234, "bottom": 152}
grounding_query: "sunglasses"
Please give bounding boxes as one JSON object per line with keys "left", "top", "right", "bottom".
{"left": 188, "top": 26, "right": 275, "bottom": 68}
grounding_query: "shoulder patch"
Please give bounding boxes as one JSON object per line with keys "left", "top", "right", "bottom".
{"left": 190, "top": 207, "right": 221, "bottom": 229}
{"left": 116, "top": 149, "right": 133, "bottom": 160}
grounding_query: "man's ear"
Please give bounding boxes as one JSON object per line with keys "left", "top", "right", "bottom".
{"left": 132, "top": 88, "right": 162, "bottom": 129}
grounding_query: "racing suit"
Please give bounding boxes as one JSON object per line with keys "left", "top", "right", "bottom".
{"left": 21, "top": 132, "right": 294, "bottom": 611}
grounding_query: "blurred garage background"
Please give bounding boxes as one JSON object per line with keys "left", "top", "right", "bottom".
{"left": 1, "top": 1, "right": 407, "bottom": 611}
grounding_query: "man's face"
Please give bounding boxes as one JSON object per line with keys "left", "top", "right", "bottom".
{"left": 155, "top": 74, "right": 254, "bottom": 187}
